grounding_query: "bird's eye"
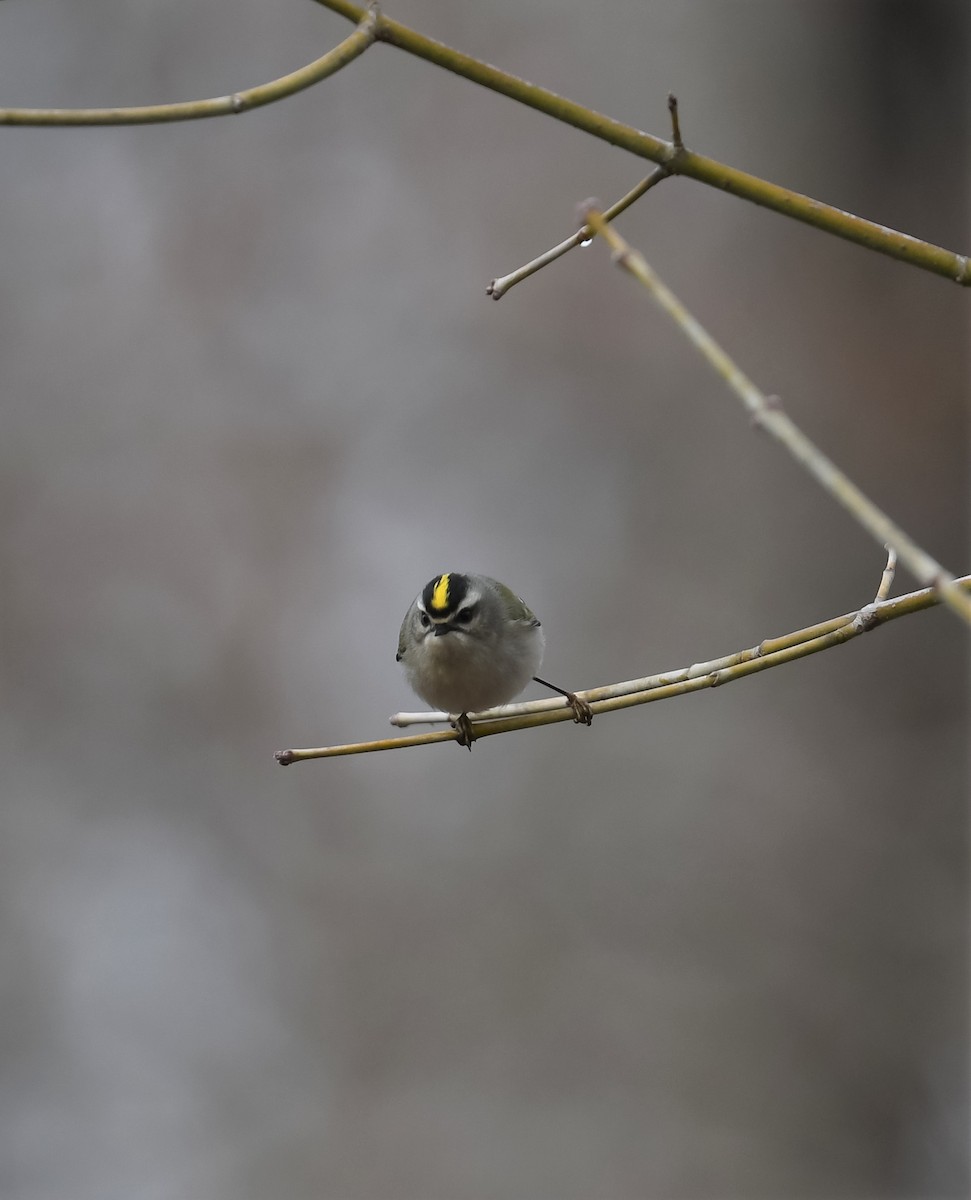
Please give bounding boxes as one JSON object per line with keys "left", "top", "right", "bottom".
{"left": 419, "top": 612, "right": 430, "bottom": 627}
{"left": 456, "top": 607, "right": 474, "bottom": 623}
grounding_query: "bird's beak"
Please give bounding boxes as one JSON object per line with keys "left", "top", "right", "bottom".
{"left": 432, "top": 623, "right": 453, "bottom": 636}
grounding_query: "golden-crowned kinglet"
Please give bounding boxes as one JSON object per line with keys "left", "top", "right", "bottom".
{"left": 397, "top": 572, "right": 593, "bottom": 748}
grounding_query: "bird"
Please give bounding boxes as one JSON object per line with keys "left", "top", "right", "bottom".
{"left": 396, "top": 572, "right": 593, "bottom": 748}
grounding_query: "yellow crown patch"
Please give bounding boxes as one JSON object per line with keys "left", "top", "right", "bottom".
{"left": 429, "top": 574, "right": 451, "bottom": 613}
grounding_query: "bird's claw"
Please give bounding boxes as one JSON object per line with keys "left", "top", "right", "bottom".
{"left": 567, "top": 694, "right": 594, "bottom": 727}
{"left": 452, "top": 713, "right": 476, "bottom": 750}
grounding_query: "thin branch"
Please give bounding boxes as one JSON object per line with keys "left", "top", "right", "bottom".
{"left": 485, "top": 95, "right": 684, "bottom": 299}
{"left": 581, "top": 206, "right": 971, "bottom": 627}
{"left": 0, "top": 10, "right": 378, "bottom": 126}
{"left": 274, "top": 574, "right": 971, "bottom": 762}
{"left": 873, "top": 547, "right": 897, "bottom": 604}
{"left": 486, "top": 168, "right": 668, "bottom": 300}
{"left": 314, "top": 0, "right": 971, "bottom": 286}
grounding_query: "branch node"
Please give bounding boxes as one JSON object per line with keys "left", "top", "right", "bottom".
{"left": 852, "top": 603, "right": 881, "bottom": 633}
{"left": 750, "top": 393, "right": 784, "bottom": 431}
{"left": 275, "top": 750, "right": 296, "bottom": 766}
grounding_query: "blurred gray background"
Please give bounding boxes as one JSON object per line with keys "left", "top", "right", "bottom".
{"left": 0, "top": 2, "right": 967, "bottom": 1197}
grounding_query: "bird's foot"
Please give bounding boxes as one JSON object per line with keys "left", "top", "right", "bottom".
{"left": 566, "top": 693, "right": 594, "bottom": 727}
{"left": 532, "top": 675, "right": 593, "bottom": 729}
{"left": 452, "top": 712, "right": 476, "bottom": 750}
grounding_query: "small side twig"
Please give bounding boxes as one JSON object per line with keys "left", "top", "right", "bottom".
{"left": 487, "top": 167, "right": 669, "bottom": 300}
{"left": 873, "top": 546, "right": 898, "bottom": 603}
{"left": 581, "top": 205, "right": 971, "bottom": 627}
{"left": 853, "top": 547, "right": 897, "bottom": 631}
{"left": 274, "top": 572, "right": 971, "bottom": 763}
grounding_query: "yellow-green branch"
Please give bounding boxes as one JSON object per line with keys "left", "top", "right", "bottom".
{"left": 314, "top": 0, "right": 971, "bottom": 286}
{"left": 4, "top": 0, "right": 968, "bottom": 285}
{"left": 0, "top": 10, "right": 377, "bottom": 125}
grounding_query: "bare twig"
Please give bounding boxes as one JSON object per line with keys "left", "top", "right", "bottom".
{"left": 851, "top": 547, "right": 898, "bottom": 631}
{"left": 581, "top": 206, "right": 971, "bottom": 627}
{"left": 874, "top": 547, "right": 898, "bottom": 604}
{"left": 314, "top": 0, "right": 971, "bottom": 286}
{"left": 487, "top": 168, "right": 668, "bottom": 300}
{"left": 668, "top": 93, "right": 683, "bottom": 151}
{"left": 274, "top": 573, "right": 971, "bottom": 762}
{"left": 0, "top": 10, "right": 378, "bottom": 126}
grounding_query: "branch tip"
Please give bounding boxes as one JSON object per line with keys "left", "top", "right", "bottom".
{"left": 750, "top": 393, "right": 784, "bottom": 431}
{"left": 667, "top": 93, "right": 683, "bottom": 150}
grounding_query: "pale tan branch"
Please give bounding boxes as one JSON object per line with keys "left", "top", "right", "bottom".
{"left": 874, "top": 547, "right": 898, "bottom": 604}
{"left": 0, "top": 11, "right": 378, "bottom": 126}
{"left": 315, "top": 0, "right": 971, "bottom": 286}
{"left": 274, "top": 574, "right": 970, "bottom": 762}
{"left": 582, "top": 207, "right": 971, "bottom": 626}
